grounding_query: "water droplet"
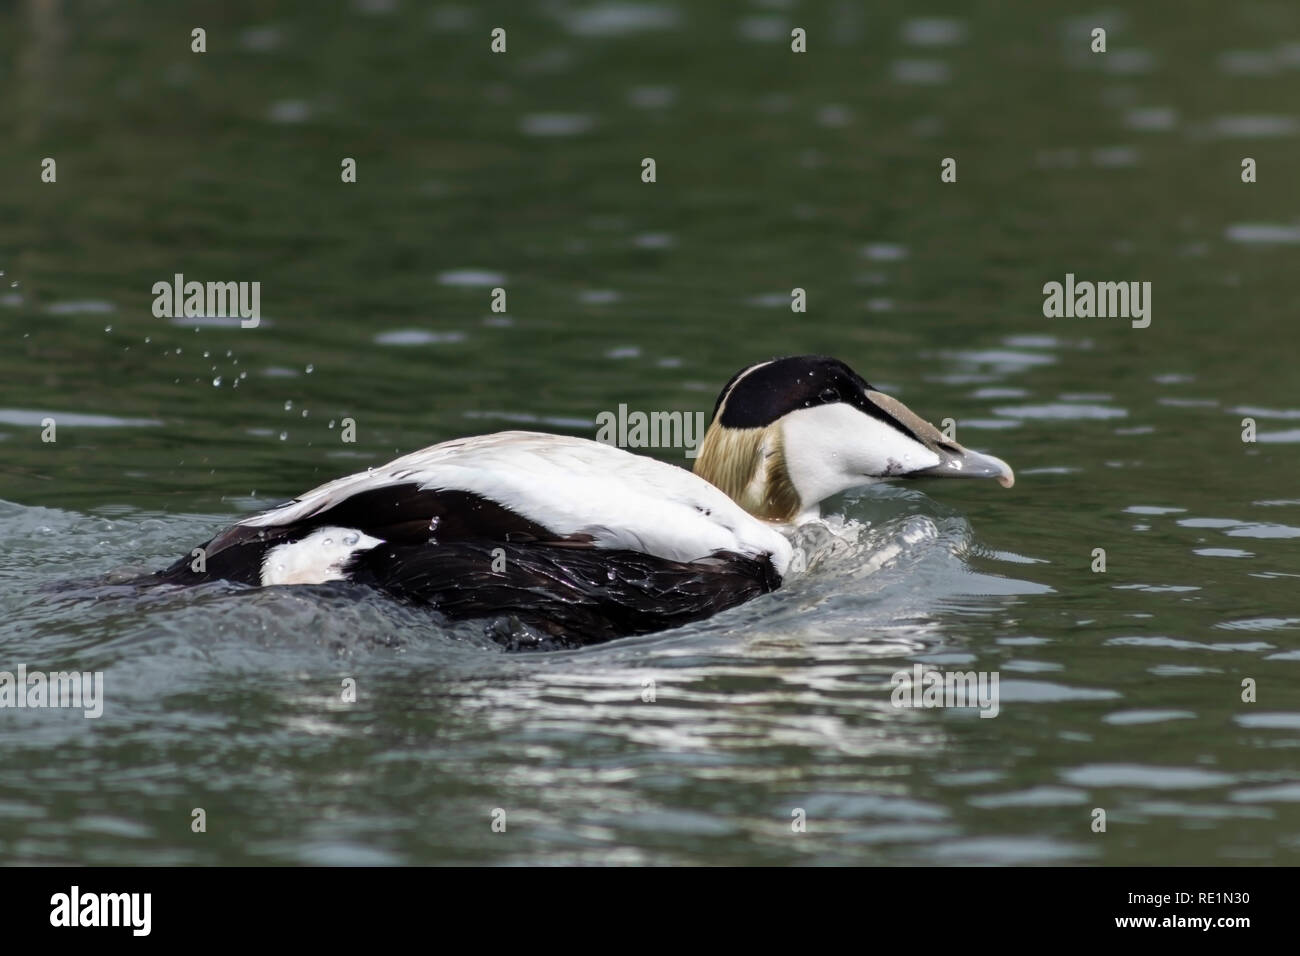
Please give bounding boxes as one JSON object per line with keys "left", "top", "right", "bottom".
{"left": 284, "top": 400, "right": 293, "bottom": 411}
{"left": 212, "top": 376, "right": 223, "bottom": 387}
{"left": 305, "top": 363, "right": 314, "bottom": 374}
{"left": 279, "top": 431, "right": 288, "bottom": 441}
{"left": 428, "top": 516, "right": 441, "bottom": 532}
{"left": 203, "top": 350, "right": 210, "bottom": 358}
{"left": 301, "top": 409, "right": 309, "bottom": 418}
{"left": 328, "top": 420, "right": 335, "bottom": 428}
{"left": 104, "top": 325, "right": 112, "bottom": 333}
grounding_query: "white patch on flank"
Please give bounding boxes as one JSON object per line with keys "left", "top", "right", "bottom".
{"left": 260, "top": 527, "right": 384, "bottom": 586}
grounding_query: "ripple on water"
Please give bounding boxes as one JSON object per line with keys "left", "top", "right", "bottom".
{"left": 861, "top": 242, "right": 907, "bottom": 261}
{"left": 44, "top": 300, "right": 117, "bottom": 315}
{"left": 627, "top": 86, "right": 676, "bottom": 109}
{"left": 1124, "top": 107, "right": 1178, "bottom": 131}
{"left": 0, "top": 409, "right": 161, "bottom": 427}
{"left": 1158, "top": 397, "right": 1217, "bottom": 408}
{"left": 1225, "top": 223, "right": 1300, "bottom": 244}
{"left": 1234, "top": 713, "right": 1300, "bottom": 729}
{"left": 736, "top": 16, "right": 787, "bottom": 42}
{"left": 968, "top": 786, "right": 1088, "bottom": 808}
{"left": 942, "top": 350, "right": 1056, "bottom": 372}
{"left": 1218, "top": 50, "right": 1279, "bottom": 75}
{"left": 1178, "top": 517, "right": 1241, "bottom": 528}
{"left": 997, "top": 680, "right": 1119, "bottom": 703}
{"left": 373, "top": 330, "right": 466, "bottom": 346}
{"left": 1107, "top": 636, "right": 1272, "bottom": 653}
{"left": 1230, "top": 784, "right": 1300, "bottom": 804}
{"left": 1061, "top": 765, "right": 1235, "bottom": 789}
{"left": 798, "top": 793, "right": 949, "bottom": 821}
{"left": 1211, "top": 115, "right": 1299, "bottom": 138}
{"left": 563, "top": 4, "right": 681, "bottom": 37}
{"left": 519, "top": 113, "right": 595, "bottom": 136}
{"left": 74, "top": 815, "right": 155, "bottom": 840}
{"left": 1216, "top": 617, "right": 1300, "bottom": 632}
{"left": 1103, "top": 709, "right": 1196, "bottom": 725}
{"left": 462, "top": 410, "right": 592, "bottom": 430}
{"left": 1256, "top": 429, "right": 1300, "bottom": 443}
{"left": 1136, "top": 802, "right": 1272, "bottom": 821}
{"left": 631, "top": 231, "right": 674, "bottom": 249}
{"left": 437, "top": 269, "right": 504, "bottom": 287}
{"left": 1101, "top": 50, "right": 1156, "bottom": 75}
{"left": 890, "top": 59, "right": 951, "bottom": 84}
{"left": 921, "top": 836, "right": 1094, "bottom": 863}
{"left": 267, "top": 100, "right": 311, "bottom": 124}
{"left": 745, "top": 292, "right": 794, "bottom": 308}
{"left": 1002, "top": 660, "right": 1063, "bottom": 674}
{"left": 1225, "top": 523, "right": 1300, "bottom": 539}
{"left": 238, "top": 26, "right": 282, "bottom": 52}
{"left": 901, "top": 18, "right": 966, "bottom": 46}
{"left": 1091, "top": 145, "right": 1140, "bottom": 167}
{"left": 994, "top": 403, "right": 1126, "bottom": 420}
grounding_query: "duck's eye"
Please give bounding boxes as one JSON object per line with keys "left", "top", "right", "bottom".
{"left": 818, "top": 387, "right": 838, "bottom": 403}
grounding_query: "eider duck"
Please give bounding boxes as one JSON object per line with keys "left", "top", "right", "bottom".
{"left": 154, "top": 356, "right": 1014, "bottom": 647}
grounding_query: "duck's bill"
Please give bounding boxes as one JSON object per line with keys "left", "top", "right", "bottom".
{"left": 907, "top": 446, "right": 1015, "bottom": 488}
{"left": 862, "top": 390, "right": 1016, "bottom": 489}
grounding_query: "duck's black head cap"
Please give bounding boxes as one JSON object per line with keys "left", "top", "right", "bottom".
{"left": 711, "top": 355, "right": 882, "bottom": 429}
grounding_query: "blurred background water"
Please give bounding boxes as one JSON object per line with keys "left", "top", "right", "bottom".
{"left": 1, "top": 0, "right": 1298, "bottom": 864}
